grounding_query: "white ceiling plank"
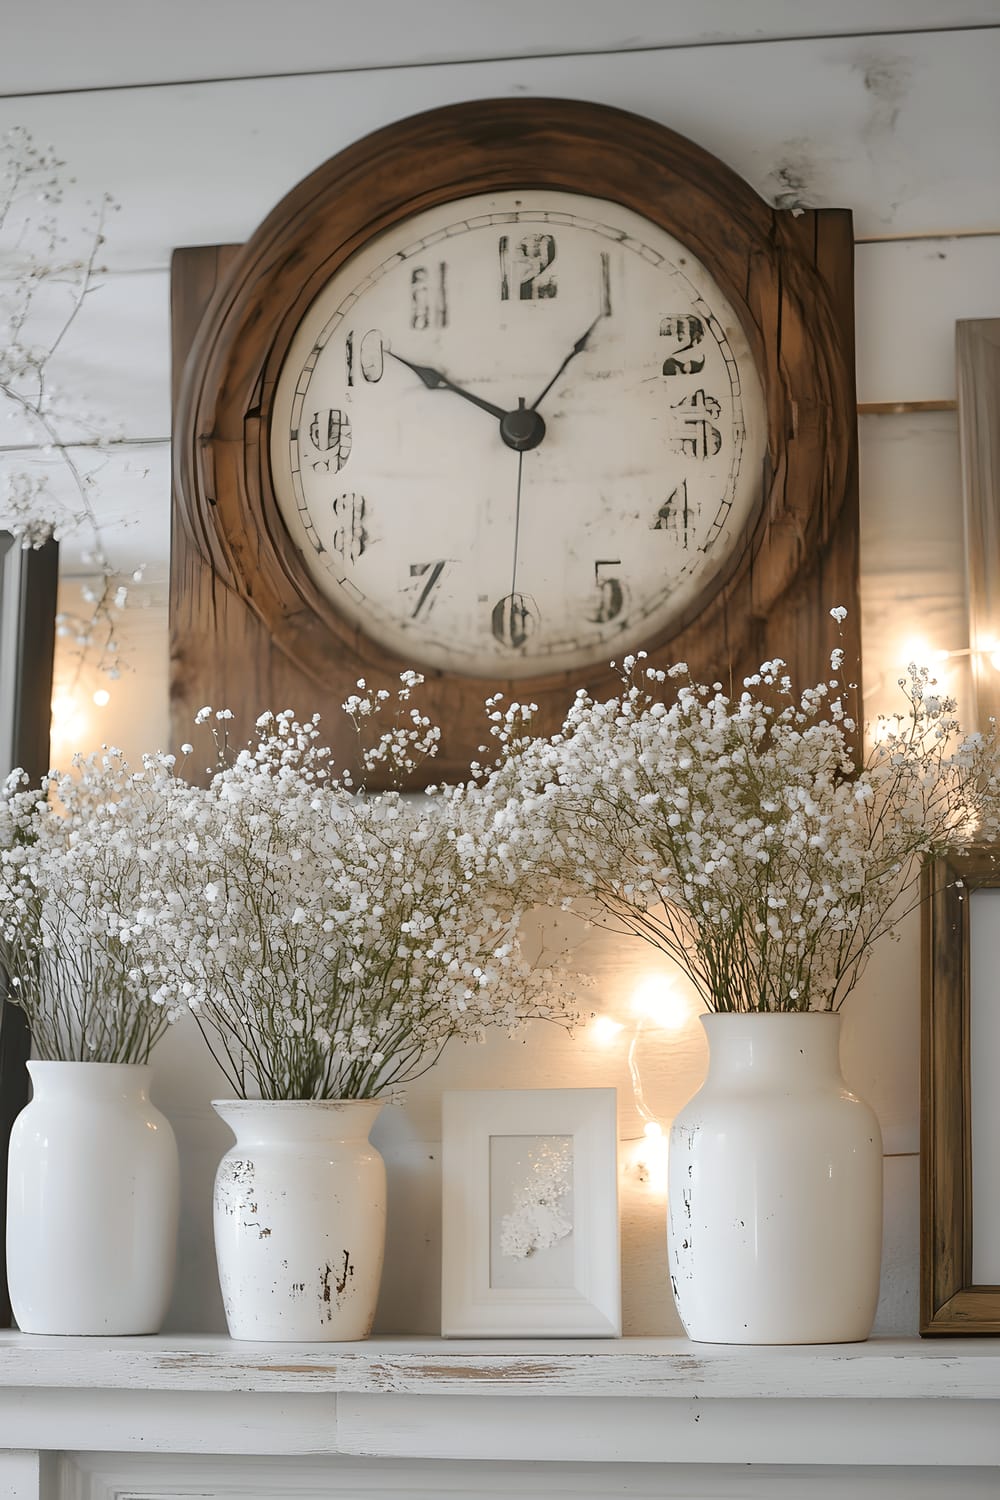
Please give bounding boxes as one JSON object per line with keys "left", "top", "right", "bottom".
{"left": 0, "top": 28, "right": 998, "bottom": 272}
{"left": 3, "top": 1, "right": 998, "bottom": 97}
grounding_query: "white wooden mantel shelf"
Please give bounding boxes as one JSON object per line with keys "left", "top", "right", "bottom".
{"left": 2, "top": 1333, "right": 1000, "bottom": 1490}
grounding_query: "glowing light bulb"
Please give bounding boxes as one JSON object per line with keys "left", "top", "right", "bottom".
{"left": 899, "top": 636, "right": 933, "bottom": 668}
{"left": 869, "top": 716, "right": 897, "bottom": 746}
{"left": 631, "top": 975, "right": 692, "bottom": 1032}
{"left": 636, "top": 1120, "right": 669, "bottom": 1194}
{"left": 92, "top": 688, "right": 110, "bottom": 707}
{"left": 591, "top": 1014, "right": 624, "bottom": 1046}
{"left": 49, "top": 690, "right": 88, "bottom": 759}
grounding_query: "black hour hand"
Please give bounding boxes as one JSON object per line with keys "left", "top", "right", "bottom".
{"left": 387, "top": 350, "right": 507, "bottom": 422}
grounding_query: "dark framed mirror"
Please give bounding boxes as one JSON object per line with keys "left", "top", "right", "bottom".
{"left": 0, "top": 534, "right": 58, "bottom": 1325}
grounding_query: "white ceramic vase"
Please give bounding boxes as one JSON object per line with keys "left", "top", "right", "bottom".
{"left": 212, "top": 1098, "right": 386, "bottom": 1341}
{"left": 6, "top": 1061, "right": 180, "bottom": 1335}
{"left": 667, "top": 1012, "right": 883, "bottom": 1344}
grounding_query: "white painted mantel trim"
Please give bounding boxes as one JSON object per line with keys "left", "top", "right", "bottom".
{"left": 2, "top": 1336, "right": 1000, "bottom": 1492}
{"left": 0, "top": 1333, "right": 998, "bottom": 1400}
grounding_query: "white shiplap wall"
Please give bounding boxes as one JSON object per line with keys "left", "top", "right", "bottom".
{"left": 2, "top": 6, "right": 999, "bottom": 1337}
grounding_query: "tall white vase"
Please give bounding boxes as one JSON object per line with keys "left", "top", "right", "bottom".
{"left": 212, "top": 1098, "right": 386, "bottom": 1341}
{"left": 7, "top": 1061, "right": 180, "bottom": 1335}
{"left": 668, "top": 1012, "right": 883, "bottom": 1344}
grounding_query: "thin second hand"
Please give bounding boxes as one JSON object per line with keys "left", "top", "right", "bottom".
{"left": 511, "top": 449, "right": 525, "bottom": 599}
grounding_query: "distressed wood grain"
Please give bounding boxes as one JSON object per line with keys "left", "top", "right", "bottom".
{"left": 1, "top": 1333, "right": 1000, "bottom": 1398}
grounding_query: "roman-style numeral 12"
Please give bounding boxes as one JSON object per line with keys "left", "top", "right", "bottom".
{"left": 499, "top": 234, "right": 557, "bottom": 300}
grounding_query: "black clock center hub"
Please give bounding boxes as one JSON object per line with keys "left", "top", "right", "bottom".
{"left": 500, "top": 401, "right": 546, "bottom": 452}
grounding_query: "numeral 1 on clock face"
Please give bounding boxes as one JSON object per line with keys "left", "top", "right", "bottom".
{"left": 600, "top": 252, "right": 612, "bottom": 317}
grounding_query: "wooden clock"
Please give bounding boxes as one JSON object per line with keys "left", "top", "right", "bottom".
{"left": 172, "top": 98, "right": 859, "bottom": 782}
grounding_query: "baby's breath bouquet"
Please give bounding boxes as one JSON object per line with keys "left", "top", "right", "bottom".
{"left": 0, "top": 749, "right": 183, "bottom": 1061}
{"left": 133, "top": 675, "right": 576, "bottom": 1100}
{"left": 485, "top": 617, "right": 1000, "bottom": 1014}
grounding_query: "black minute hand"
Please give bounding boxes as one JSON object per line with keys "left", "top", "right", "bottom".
{"left": 387, "top": 350, "right": 507, "bottom": 422}
{"left": 531, "top": 313, "right": 603, "bottom": 412}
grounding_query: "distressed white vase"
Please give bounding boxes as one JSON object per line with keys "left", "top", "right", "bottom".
{"left": 667, "top": 1012, "right": 883, "bottom": 1344}
{"left": 7, "top": 1061, "right": 180, "bottom": 1335}
{"left": 212, "top": 1098, "right": 386, "bottom": 1341}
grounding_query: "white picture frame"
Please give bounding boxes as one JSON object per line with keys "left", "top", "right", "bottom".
{"left": 441, "top": 1087, "right": 620, "bottom": 1337}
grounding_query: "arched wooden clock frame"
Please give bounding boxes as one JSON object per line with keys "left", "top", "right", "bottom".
{"left": 172, "top": 97, "right": 859, "bottom": 782}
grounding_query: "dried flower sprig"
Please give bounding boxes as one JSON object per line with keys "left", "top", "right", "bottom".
{"left": 483, "top": 620, "right": 1000, "bottom": 1014}
{"left": 0, "top": 126, "right": 139, "bottom": 684}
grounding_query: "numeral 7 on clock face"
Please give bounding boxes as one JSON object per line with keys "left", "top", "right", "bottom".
{"left": 409, "top": 560, "right": 447, "bottom": 619}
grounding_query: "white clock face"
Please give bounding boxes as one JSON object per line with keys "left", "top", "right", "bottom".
{"left": 270, "top": 189, "right": 767, "bottom": 679}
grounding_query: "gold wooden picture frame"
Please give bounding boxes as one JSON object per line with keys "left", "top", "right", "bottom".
{"left": 921, "top": 848, "right": 1000, "bottom": 1333}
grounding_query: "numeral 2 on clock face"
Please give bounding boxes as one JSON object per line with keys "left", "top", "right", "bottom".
{"left": 660, "top": 314, "right": 705, "bottom": 375}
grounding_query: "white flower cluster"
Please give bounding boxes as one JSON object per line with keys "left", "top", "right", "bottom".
{"left": 482, "top": 629, "right": 1000, "bottom": 1014}
{"left": 0, "top": 748, "right": 183, "bottom": 1061}
{"left": 0, "top": 679, "right": 576, "bottom": 1095}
